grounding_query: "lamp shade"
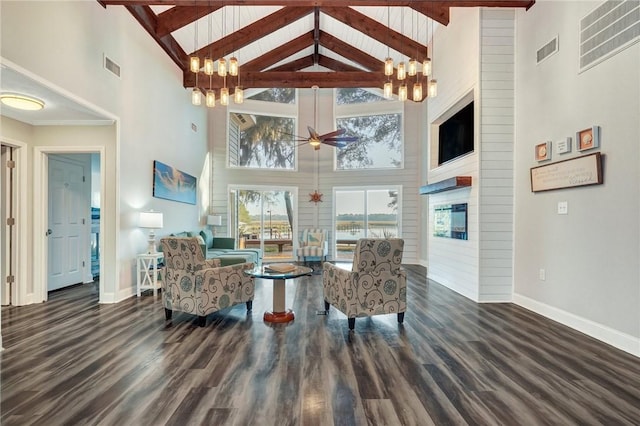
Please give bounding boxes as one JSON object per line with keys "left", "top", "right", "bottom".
{"left": 207, "top": 215, "right": 222, "bottom": 226}
{"left": 139, "top": 211, "right": 163, "bottom": 229}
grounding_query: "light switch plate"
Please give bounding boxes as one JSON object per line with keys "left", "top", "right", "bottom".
{"left": 557, "top": 201, "right": 568, "bottom": 214}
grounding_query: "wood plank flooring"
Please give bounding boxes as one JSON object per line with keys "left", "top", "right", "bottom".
{"left": 2, "top": 265, "right": 639, "bottom": 425}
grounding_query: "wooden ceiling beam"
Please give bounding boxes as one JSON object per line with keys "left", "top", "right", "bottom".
{"left": 268, "top": 56, "right": 316, "bottom": 72}
{"left": 321, "top": 7, "right": 428, "bottom": 62}
{"left": 185, "top": 70, "right": 423, "bottom": 89}
{"left": 156, "top": 5, "right": 222, "bottom": 38}
{"left": 125, "top": 4, "right": 187, "bottom": 70}
{"left": 191, "top": 6, "right": 314, "bottom": 63}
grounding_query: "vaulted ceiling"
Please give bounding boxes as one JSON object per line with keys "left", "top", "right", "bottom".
{"left": 100, "top": 1, "right": 535, "bottom": 95}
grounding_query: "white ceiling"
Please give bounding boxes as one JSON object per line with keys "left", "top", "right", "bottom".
{"left": 0, "top": 63, "right": 114, "bottom": 126}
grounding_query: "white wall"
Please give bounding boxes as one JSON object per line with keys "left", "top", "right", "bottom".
{"left": 513, "top": 1, "right": 640, "bottom": 355}
{"left": 209, "top": 88, "right": 423, "bottom": 264}
{"left": 1, "top": 1, "right": 208, "bottom": 301}
{"left": 426, "top": 8, "right": 481, "bottom": 300}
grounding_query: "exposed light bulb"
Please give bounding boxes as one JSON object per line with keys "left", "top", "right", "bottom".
{"left": 428, "top": 79, "right": 438, "bottom": 97}
{"left": 383, "top": 81, "right": 393, "bottom": 99}
{"left": 398, "top": 84, "right": 408, "bottom": 101}
{"left": 229, "top": 57, "right": 238, "bottom": 76}
{"left": 422, "top": 58, "right": 432, "bottom": 76}
{"left": 384, "top": 58, "right": 394, "bottom": 76}
{"left": 234, "top": 87, "right": 243, "bottom": 104}
{"left": 397, "top": 62, "right": 406, "bottom": 80}
{"left": 190, "top": 55, "right": 200, "bottom": 74}
{"left": 408, "top": 59, "right": 417, "bottom": 76}
{"left": 206, "top": 89, "right": 215, "bottom": 107}
{"left": 217, "top": 58, "right": 227, "bottom": 77}
{"left": 220, "top": 87, "right": 229, "bottom": 106}
{"left": 204, "top": 57, "right": 214, "bottom": 75}
{"left": 191, "top": 88, "right": 202, "bottom": 105}
{"left": 413, "top": 83, "right": 423, "bottom": 102}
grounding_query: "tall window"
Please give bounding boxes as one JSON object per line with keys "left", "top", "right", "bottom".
{"left": 334, "top": 88, "right": 403, "bottom": 170}
{"left": 228, "top": 88, "right": 297, "bottom": 169}
{"left": 334, "top": 186, "right": 401, "bottom": 259}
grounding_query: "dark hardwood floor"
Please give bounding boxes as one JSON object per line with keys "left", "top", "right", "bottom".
{"left": 2, "top": 265, "right": 639, "bottom": 425}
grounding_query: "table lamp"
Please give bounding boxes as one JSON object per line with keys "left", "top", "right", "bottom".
{"left": 139, "top": 210, "right": 163, "bottom": 253}
{"left": 207, "top": 214, "right": 222, "bottom": 236}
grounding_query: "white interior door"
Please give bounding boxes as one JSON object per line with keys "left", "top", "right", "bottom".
{"left": 1, "top": 145, "right": 8, "bottom": 305}
{"left": 48, "top": 156, "right": 88, "bottom": 291}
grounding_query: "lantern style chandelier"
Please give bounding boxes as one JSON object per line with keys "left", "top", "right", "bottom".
{"left": 191, "top": 5, "right": 243, "bottom": 107}
{"left": 381, "top": 6, "right": 437, "bottom": 102}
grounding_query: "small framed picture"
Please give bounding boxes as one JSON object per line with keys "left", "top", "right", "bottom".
{"left": 576, "top": 126, "right": 600, "bottom": 151}
{"left": 535, "top": 141, "right": 551, "bottom": 161}
{"left": 556, "top": 137, "right": 571, "bottom": 154}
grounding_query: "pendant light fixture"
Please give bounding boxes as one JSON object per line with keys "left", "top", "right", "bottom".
{"left": 408, "top": 10, "right": 417, "bottom": 77}
{"left": 422, "top": 11, "right": 432, "bottom": 77}
{"left": 383, "top": 5, "right": 394, "bottom": 99}
{"left": 232, "top": 6, "right": 243, "bottom": 103}
{"left": 398, "top": 83, "right": 408, "bottom": 101}
{"left": 229, "top": 6, "right": 238, "bottom": 76}
{"left": 205, "top": 7, "right": 215, "bottom": 108}
{"left": 397, "top": 8, "right": 406, "bottom": 81}
{"left": 191, "top": 4, "right": 201, "bottom": 106}
{"left": 428, "top": 14, "right": 438, "bottom": 98}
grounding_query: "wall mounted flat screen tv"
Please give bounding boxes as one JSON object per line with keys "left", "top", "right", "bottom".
{"left": 438, "top": 101, "right": 474, "bottom": 165}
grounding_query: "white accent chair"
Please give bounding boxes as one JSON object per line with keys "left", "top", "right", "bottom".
{"left": 322, "top": 238, "right": 406, "bottom": 330}
{"left": 296, "top": 228, "right": 328, "bottom": 264}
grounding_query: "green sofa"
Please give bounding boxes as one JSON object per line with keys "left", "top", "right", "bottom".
{"left": 168, "top": 229, "right": 262, "bottom": 266}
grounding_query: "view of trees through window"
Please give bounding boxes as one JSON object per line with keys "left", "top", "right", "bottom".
{"left": 247, "top": 88, "right": 296, "bottom": 104}
{"left": 229, "top": 113, "right": 296, "bottom": 169}
{"left": 335, "top": 88, "right": 402, "bottom": 170}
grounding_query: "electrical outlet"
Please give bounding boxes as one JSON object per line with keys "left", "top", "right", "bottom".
{"left": 539, "top": 269, "right": 546, "bottom": 281}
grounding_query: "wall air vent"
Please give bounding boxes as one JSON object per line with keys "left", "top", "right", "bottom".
{"left": 104, "top": 55, "right": 121, "bottom": 78}
{"left": 579, "top": 0, "right": 640, "bottom": 72}
{"left": 232, "top": 113, "right": 256, "bottom": 131}
{"left": 537, "top": 36, "right": 559, "bottom": 64}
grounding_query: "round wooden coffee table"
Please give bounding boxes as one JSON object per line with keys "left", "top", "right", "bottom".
{"left": 246, "top": 264, "right": 313, "bottom": 323}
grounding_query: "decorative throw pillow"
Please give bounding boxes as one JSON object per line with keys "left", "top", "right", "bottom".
{"left": 196, "top": 235, "right": 205, "bottom": 245}
{"left": 307, "top": 232, "right": 324, "bottom": 247}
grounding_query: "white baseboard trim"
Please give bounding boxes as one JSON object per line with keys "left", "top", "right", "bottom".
{"left": 514, "top": 293, "right": 640, "bottom": 358}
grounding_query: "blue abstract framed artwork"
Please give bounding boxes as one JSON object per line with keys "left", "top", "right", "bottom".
{"left": 152, "top": 160, "right": 197, "bottom": 205}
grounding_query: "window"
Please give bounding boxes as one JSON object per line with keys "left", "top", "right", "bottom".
{"left": 335, "top": 89, "right": 403, "bottom": 170}
{"left": 247, "top": 88, "right": 296, "bottom": 104}
{"left": 334, "top": 187, "right": 401, "bottom": 259}
{"left": 228, "top": 112, "right": 296, "bottom": 169}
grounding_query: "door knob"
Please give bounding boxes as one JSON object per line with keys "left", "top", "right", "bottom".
{"left": 46, "top": 229, "right": 52, "bottom": 236}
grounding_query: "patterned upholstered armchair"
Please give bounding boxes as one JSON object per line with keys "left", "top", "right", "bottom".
{"left": 322, "top": 238, "right": 406, "bottom": 330}
{"left": 296, "top": 228, "right": 328, "bottom": 264}
{"left": 160, "top": 237, "right": 255, "bottom": 327}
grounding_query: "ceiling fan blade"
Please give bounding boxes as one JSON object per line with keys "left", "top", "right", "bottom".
{"left": 318, "top": 128, "right": 346, "bottom": 140}
{"left": 307, "top": 126, "right": 320, "bottom": 139}
{"left": 323, "top": 136, "right": 359, "bottom": 143}
{"left": 321, "top": 140, "right": 352, "bottom": 148}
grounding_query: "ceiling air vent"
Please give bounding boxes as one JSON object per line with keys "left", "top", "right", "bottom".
{"left": 103, "top": 55, "right": 121, "bottom": 78}
{"left": 579, "top": 0, "right": 640, "bottom": 72}
{"left": 537, "top": 36, "right": 559, "bottom": 64}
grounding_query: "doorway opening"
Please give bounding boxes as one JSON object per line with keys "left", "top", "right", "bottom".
{"left": 229, "top": 186, "right": 297, "bottom": 262}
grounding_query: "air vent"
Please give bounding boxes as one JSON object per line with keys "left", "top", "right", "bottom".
{"left": 537, "top": 36, "right": 559, "bottom": 64}
{"left": 579, "top": 0, "right": 640, "bottom": 72}
{"left": 232, "top": 113, "right": 256, "bottom": 131}
{"left": 104, "top": 55, "right": 121, "bottom": 78}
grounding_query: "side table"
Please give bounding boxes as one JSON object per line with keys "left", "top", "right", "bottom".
{"left": 137, "top": 252, "right": 164, "bottom": 297}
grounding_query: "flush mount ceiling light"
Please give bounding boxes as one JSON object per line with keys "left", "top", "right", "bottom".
{"left": 1, "top": 93, "right": 45, "bottom": 111}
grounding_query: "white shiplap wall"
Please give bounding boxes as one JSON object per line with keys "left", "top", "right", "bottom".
{"left": 208, "top": 88, "right": 422, "bottom": 264}
{"left": 426, "top": 8, "right": 481, "bottom": 301}
{"left": 478, "top": 9, "right": 515, "bottom": 302}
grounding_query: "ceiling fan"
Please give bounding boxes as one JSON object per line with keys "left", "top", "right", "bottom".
{"left": 288, "top": 87, "right": 358, "bottom": 150}
{"left": 297, "top": 126, "right": 358, "bottom": 150}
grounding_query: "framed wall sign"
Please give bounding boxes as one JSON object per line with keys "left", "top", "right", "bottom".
{"left": 530, "top": 152, "right": 603, "bottom": 192}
